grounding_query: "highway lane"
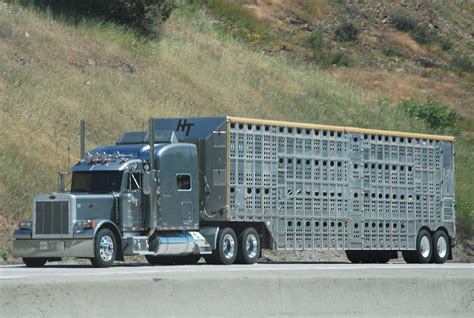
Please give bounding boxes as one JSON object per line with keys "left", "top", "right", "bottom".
{"left": 1, "top": 262, "right": 474, "bottom": 317}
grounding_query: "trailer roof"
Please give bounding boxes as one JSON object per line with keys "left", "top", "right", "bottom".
{"left": 227, "top": 116, "right": 455, "bottom": 142}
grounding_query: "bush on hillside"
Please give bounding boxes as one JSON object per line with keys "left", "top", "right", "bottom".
{"left": 450, "top": 55, "right": 474, "bottom": 73}
{"left": 18, "top": 0, "right": 176, "bottom": 34}
{"left": 334, "top": 21, "right": 359, "bottom": 42}
{"left": 398, "top": 98, "right": 458, "bottom": 133}
{"left": 307, "top": 31, "right": 325, "bottom": 51}
{"left": 389, "top": 10, "right": 417, "bottom": 32}
{"left": 410, "top": 24, "right": 433, "bottom": 44}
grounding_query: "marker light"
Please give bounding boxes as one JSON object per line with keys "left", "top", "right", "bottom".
{"left": 19, "top": 220, "right": 32, "bottom": 230}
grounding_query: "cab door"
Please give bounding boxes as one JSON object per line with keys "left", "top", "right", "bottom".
{"left": 157, "top": 143, "right": 199, "bottom": 230}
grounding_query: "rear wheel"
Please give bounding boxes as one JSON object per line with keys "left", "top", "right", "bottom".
{"left": 204, "top": 227, "right": 237, "bottom": 265}
{"left": 90, "top": 228, "right": 116, "bottom": 268}
{"left": 431, "top": 230, "right": 449, "bottom": 264}
{"left": 402, "top": 229, "right": 432, "bottom": 264}
{"left": 23, "top": 257, "right": 47, "bottom": 268}
{"left": 236, "top": 227, "right": 260, "bottom": 264}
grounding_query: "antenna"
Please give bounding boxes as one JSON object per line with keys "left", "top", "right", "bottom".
{"left": 54, "top": 126, "right": 60, "bottom": 171}
{"left": 67, "top": 145, "right": 70, "bottom": 170}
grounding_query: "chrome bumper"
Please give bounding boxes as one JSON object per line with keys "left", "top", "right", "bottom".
{"left": 13, "top": 229, "right": 94, "bottom": 258}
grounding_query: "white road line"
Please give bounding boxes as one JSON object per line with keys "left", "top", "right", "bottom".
{"left": 1, "top": 264, "right": 473, "bottom": 280}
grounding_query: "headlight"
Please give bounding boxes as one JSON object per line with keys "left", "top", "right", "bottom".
{"left": 19, "top": 220, "right": 32, "bottom": 230}
{"left": 75, "top": 219, "right": 95, "bottom": 230}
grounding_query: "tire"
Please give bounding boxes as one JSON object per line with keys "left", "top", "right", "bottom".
{"left": 376, "top": 251, "right": 392, "bottom": 264}
{"left": 145, "top": 255, "right": 175, "bottom": 265}
{"left": 90, "top": 228, "right": 116, "bottom": 268}
{"left": 174, "top": 255, "right": 201, "bottom": 265}
{"left": 345, "top": 250, "right": 363, "bottom": 263}
{"left": 360, "top": 251, "right": 378, "bottom": 263}
{"left": 23, "top": 257, "right": 47, "bottom": 267}
{"left": 204, "top": 227, "right": 238, "bottom": 265}
{"left": 431, "top": 230, "right": 449, "bottom": 264}
{"left": 236, "top": 227, "right": 260, "bottom": 264}
{"left": 402, "top": 250, "right": 417, "bottom": 263}
{"left": 402, "top": 229, "right": 432, "bottom": 264}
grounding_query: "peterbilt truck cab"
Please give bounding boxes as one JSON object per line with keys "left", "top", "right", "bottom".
{"left": 13, "top": 119, "right": 258, "bottom": 267}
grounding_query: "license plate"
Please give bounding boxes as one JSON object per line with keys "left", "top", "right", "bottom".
{"left": 39, "top": 241, "right": 65, "bottom": 250}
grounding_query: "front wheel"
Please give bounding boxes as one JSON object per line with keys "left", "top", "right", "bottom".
{"left": 236, "top": 227, "right": 260, "bottom": 264}
{"left": 23, "top": 257, "right": 47, "bottom": 267}
{"left": 90, "top": 228, "right": 116, "bottom": 268}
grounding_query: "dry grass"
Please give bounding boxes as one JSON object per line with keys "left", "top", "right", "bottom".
{"left": 0, "top": 3, "right": 425, "bottom": 220}
{"left": 328, "top": 68, "right": 474, "bottom": 137}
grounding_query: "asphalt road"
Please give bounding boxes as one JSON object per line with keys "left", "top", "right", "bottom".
{"left": 1, "top": 262, "right": 473, "bottom": 317}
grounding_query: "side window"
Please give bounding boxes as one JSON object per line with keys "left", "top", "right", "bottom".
{"left": 127, "top": 173, "right": 142, "bottom": 190}
{"left": 177, "top": 174, "right": 191, "bottom": 191}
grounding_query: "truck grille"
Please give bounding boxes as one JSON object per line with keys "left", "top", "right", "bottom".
{"left": 35, "top": 201, "right": 69, "bottom": 235}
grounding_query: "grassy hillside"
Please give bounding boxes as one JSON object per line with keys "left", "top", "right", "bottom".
{"left": 0, "top": 0, "right": 472, "bottom": 260}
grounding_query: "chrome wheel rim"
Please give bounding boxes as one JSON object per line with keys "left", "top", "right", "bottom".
{"left": 222, "top": 233, "right": 236, "bottom": 259}
{"left": 99, "top": 235, "right": 114, "bottom": 262}
{"left": 437, "top": 236, "right": 447, "bottom": 259}
{"left": 420, "top": 235, "right": 431, "bottom": 259}
{"left": 245, "top": 233, "right": 258, "bottom": 259}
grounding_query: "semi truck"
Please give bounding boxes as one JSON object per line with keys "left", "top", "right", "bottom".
{"left": 13, "top": 117, "right": 456, "bottom": 267}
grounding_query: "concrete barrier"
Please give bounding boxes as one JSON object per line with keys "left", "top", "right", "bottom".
{"left": 2, "top": 274, "right": 473, "bottom": 316}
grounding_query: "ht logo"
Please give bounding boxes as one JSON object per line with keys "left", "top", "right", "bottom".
{"left": 176, "top": 119, "right": 194, "bottom": 136}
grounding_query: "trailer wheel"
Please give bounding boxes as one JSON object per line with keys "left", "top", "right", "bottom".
{"left": 204, "top": 227, "right": 237, "bottom": 265}
{"left": 431, "top": 230, "right": 449, "bottom": 264}
{"left": 90, "top": 228, "right": 116, "bottom": 268}
{"left": 376, "top": 251, "right": 392, "bottom": 264}
{"left": 403, "top": 229, "right": 432, "bottom": 264}
{"left": 23, "top": 257, "right": 47, "bottom": 268}
{"left": 236, "top": 227, "right": 260, "bottom": 264}
{"left": 360, "top": 251, "right": 378, "bottom": 263}
{"left": 345, "top": 250, "right": 363, "bottom": 263}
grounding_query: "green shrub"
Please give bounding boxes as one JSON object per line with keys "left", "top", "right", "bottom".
{"left": 307, "top": 31, "right": 325, "bottom": 51}
{"left": 450, "top": 55, "right": 474, "bottom": 73}
{"left": 398, "top": 98, "right": 458, "bottom": 132}
{"left": 326, "top": 51, "right": 351, "bottom": 67}
{"left": 410, "top": 25, "right": 432, "bottom": 44}
{"left": 0, "top": 249, "right": 7, "bottom": 262}
{"left": 15, "top": 0, "right": 176, "bottom": 34}
{"left": 389, "top": 10, "right": 417, "bottom": 32}
{"left": 437, "top": 36, "right": 454, "bottom": 51}
{"left": 334, "top": 21, "right": 359, "bottom": 42}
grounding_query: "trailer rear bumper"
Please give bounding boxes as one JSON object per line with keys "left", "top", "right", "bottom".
{"left": 13, "top": 238, "right": 94, "bottom": 258}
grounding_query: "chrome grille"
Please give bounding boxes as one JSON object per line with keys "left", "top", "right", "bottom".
{"left": 35, "top": 201, "right": 69, "bottom": 235}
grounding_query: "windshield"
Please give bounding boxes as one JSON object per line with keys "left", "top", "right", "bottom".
{"left": 71, "top": 171, "right": 123, "bottom": 193}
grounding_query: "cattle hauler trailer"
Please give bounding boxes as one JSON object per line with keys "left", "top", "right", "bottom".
{"left": 13, "top": 117, "right": 456, "bottom": 267}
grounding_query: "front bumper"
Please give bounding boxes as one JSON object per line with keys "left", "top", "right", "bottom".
{"left": 13, "top": 229, "right": 94, "bottom": 258}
